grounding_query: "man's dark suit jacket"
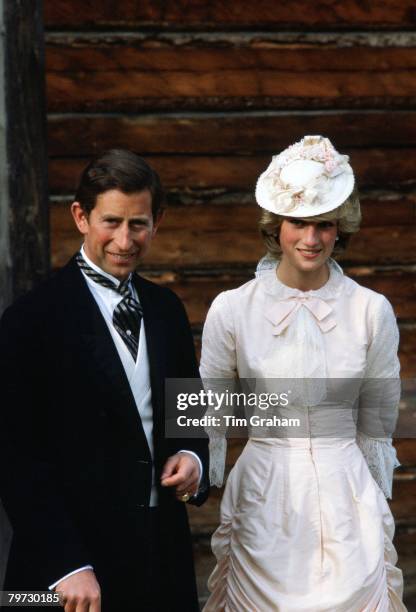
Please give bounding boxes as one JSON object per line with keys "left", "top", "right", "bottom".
{"left": 0, "top": 256, "right": 209, "bottom": 610}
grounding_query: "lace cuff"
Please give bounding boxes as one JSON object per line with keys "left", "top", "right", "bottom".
{"left": 356, "top": 431, "right": 400, "bottom": 499}
{"left": 208, "top": 432, "right": 227, "bottom": 488}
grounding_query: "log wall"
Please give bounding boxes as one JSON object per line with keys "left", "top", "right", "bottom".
{"left": 44, "top": 2, "right": 416, "bottom": 606}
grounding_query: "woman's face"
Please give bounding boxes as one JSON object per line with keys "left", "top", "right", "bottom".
{"left": 278, "top": 218, "right": 338, "bottom": 274}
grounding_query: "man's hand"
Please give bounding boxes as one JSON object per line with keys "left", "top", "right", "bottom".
{"left": 161, "top": 453, "right": 200, "bottom": 501}
{"left": 55, "top": 569, "right": 101, "bottom": 612}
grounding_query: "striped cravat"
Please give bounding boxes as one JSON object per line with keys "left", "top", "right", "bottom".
{"left": 76, "top": 253, "right": 143, "bottom": 360}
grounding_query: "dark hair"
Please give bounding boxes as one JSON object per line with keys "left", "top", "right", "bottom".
{"left": 74, "top": 149, "right": 165, "bottom": 219}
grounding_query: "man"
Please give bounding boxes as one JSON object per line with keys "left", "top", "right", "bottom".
{"left": 0, "top": 150, "right": 209, "bottom": 611}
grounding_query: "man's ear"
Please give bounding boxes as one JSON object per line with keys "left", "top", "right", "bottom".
{"left": 71, "top": 202, "right": 89, "bottom": 235}
{"left": 152, "top": 209, "right": 165, "bottom": 237}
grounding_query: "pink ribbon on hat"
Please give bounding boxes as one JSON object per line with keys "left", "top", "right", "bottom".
{"left": 265, "top": 294, "right": 337, "bottom": 336}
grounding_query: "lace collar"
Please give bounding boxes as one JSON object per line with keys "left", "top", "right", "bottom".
{"left": 255, "top": 256, "right": 345, "bottom": 301}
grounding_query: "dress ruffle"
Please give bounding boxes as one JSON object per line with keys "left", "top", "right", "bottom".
{"left": 356, "top": 432, "right": 400, "bottom": 499}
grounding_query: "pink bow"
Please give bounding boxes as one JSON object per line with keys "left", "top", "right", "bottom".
{"left": 265, "top": 295, "right": 336, "bottom": 335}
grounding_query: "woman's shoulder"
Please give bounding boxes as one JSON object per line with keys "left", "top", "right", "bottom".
{"left": 210, "top": 277, "right": 262, "bottom": 309}
{"left": 343, "top": 274, "right": 392, "bottom": 310}
{"left": 341, "top": 274, "right": 397, "bottom": 334}
{"left": 204, "top": 277, "right": 266, "bottom": 335}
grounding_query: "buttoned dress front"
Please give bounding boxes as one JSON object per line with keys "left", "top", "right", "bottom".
{"left": 200, "top": 261, "right": 406, "bottom": 612}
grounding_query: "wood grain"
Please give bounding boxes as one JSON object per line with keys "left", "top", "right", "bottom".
{"left": 2, "top": 0, "right": 49, "bottom": 302}
{"left": 43, "top": 1, "right": 416, "bottom": 29}
{"left": 48, "top": 150, "right": 416, "bottom": 194}
{"left": 47, "top": 112, "right": 416, "bottom": 156}
{"left": 46, "top": 43, "right": 416, "bottom": 73}
{"left": 398, "top": 327, "right": 416, "bottom": 378}
{"left": 49, "top": 193, "right": 416, "bottom": 229}
{"left": 396, "top": 440, "right": 416, "bottom": 467}
{"left": 45, "top": 44, "right": 416, "bottom": 111}
{"left": 390, "top": 476, "right": 416, "bottom": 521}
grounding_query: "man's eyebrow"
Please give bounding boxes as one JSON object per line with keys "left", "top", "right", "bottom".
{"left": 100, "top": 214, "right": 150, "bottom": 222}
{"left": 101, "top": 214, "right": 122, "bottom": 220}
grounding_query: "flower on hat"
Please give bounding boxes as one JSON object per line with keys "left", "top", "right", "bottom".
{"left": 255, "top": 135, "right": 354, "bottom": 216}
{"left": 265, "top": 180, "right": 319, "bottom": 214}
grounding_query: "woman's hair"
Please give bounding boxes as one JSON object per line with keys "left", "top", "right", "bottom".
{"left": 258, "top": 187, "right": 361, "bottom": 258}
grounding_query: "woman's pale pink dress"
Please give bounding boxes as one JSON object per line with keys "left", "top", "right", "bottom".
{"left": 201, "top": 261, "right": 406, "bottom": 611}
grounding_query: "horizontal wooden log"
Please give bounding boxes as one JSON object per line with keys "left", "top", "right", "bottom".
{"left": 351, "top": 271, "right": 416, "bottom": 320}
{"left": 45, "top": 44, "right": 416, "bottom": 111}
{"left": 398, "top": 327, "right": 416, "bottom": 379}
{"left": 46, "top": 42, "right": 416, "bottom": 73}
{"left": 390, "top": 475, "right": 416, "bottom": 521}
{"left": 47, "top": 112, "right": 416, "bottom": 156}
{"left": 49, "top": 191, "right": 416, "bottom": 231}
{"left": 395, "top": 529, "right": 416, "bottom": 555}
{"left": 47, "top": 156, "right": 270, "bottom": 194}
{"left": 50, "top": 201, "right": 416, "bottom": 268}
{"left": 43, "top": 1, "right": 416, "bottom": 29}
{"left": 50, "top": 193, "right": 416, "bottom": 229}
{"left": 396, "top": 440, "right": 416, "bottom": 467}
{"left": 395, "top": 529, "right": 416, "bottom": 584}
{"left": 357, "top": 194, "right": 416, "bottom": 228}
{"left": 48, "top": 150, "right": 416, "bottom": 193}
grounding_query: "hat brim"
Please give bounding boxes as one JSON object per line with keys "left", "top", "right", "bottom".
{"left": 255, "top": 165, "right": 355, "bottom": 218}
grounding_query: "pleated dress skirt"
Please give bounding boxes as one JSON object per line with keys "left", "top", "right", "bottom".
{"left": 204, "top": 438, "right": 405, "bottom": 612}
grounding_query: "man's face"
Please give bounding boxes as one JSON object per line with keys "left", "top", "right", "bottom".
{"left": 71, "top": 189, "right": 161, "bottom": 280}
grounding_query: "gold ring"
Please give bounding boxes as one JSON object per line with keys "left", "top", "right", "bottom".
{"left": 181, "top": 492, "right": 191, "bottom": 502}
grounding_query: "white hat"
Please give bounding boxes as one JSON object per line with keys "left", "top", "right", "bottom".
{"left": 255, "top": 135, "right": 355, "bottom": 217}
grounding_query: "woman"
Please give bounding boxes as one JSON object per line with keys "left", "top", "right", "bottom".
{"left": 200, "top": 136, "right": 406, "bottom": 611}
